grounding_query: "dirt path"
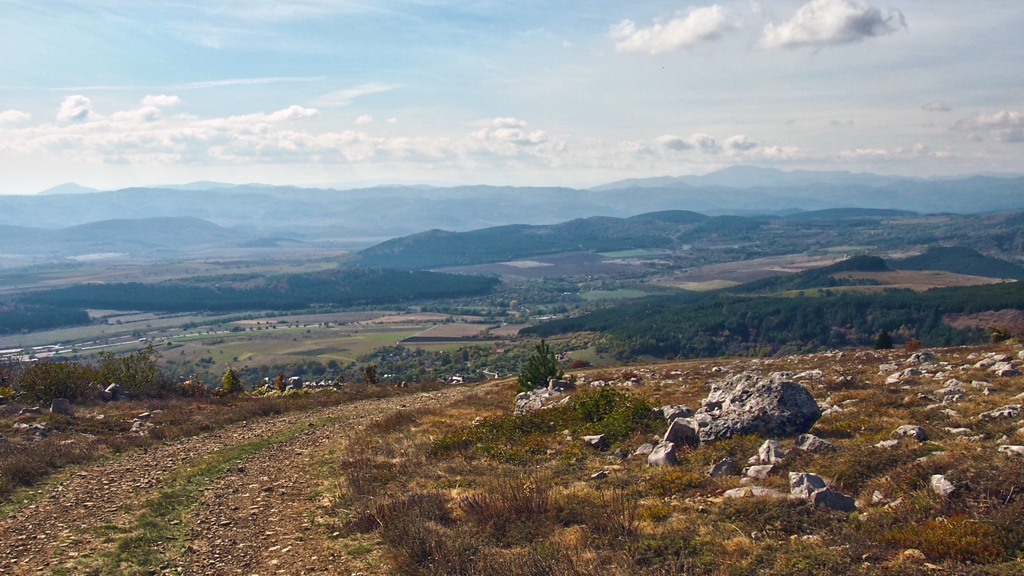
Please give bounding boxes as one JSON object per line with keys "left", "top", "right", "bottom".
{"left": 0, "top": 386, "right": 478, "bottom": 575}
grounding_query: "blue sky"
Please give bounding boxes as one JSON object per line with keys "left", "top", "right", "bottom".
{"left": 0, "top": 0, "right": 1021, "bottom": 193}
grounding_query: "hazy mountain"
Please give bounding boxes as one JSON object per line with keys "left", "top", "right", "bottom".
{"left": 36, "top": 183, "right": 100, "bottom": 195}
{"left": 150, "top": 181, "right": 240, "bottom": 191}
{"left": 591, "top": 166, "right": 915, "bottom": 191}
{"left": 0, "top": 216, "right": 260, "bottom": 257}
{"left": 0, "top": 170, "right": 1021, "bottom": 255}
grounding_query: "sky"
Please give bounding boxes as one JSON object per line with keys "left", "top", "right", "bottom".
{"left": 0, "top": 0, "right": 1021, "bottom": 194}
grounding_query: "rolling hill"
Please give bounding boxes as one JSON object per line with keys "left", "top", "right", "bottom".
{"left": 890, "top": 246, "right": 1024, "bottom": 280}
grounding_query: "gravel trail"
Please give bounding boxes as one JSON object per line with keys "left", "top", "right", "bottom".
{"left": 0, "top": 386, "right": 477, "bottom": 575}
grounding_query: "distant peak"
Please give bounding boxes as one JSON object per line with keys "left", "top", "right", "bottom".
{"left": 37, "top": 182, "right": 100, "bottom": 195}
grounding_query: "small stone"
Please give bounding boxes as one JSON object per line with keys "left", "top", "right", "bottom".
{"left": 979, "top": 405, "right": 1022, "bottom": 419}
{"left": 743, "top": 464, "right": 773, "bottom": 480}
{"left": 18, "top": 407, "right": 42, "bottom": 415}
{"left": 632, "top": 443, "right": 654, "bottom": 457}
{"left": 809, "top": 488, "right": 857, "bottom": 512}
{"left": 998, "top": 445, "right": 1024, "bottom": 457}
{"left": 891, "top": 425, "right": 928, "bottom": 442}
{"left": 548, "top": 379, "right": 574, "bottom": 392}
{"left": 707, "top": 457, "right": 735, "bottom": 478}
{"left": 758, "top": 439, "right": 788, "bottom": 464}
{"left": 789, "top": 472, "right": 827, "bottom": 500}
{"left": 589, "top": 470, "right": 609, "bottom": 481}
{"left": 930, "top": 474, "right": 955, "bottom": 497}
{"left": 902, "top": 549, "right": 926, "bottom": 563}
{"left": 582, "top": 435, "right": 609, "bottom": 451}
{"left": 874, "top": 439, "right": 899, "bottom": 449}
{"left": 723, "top": 486, "right": 785, "bottom": 499}
{"left": 794, "top": 433, "right": 835, "bottom": 452}
{"left": 137, "top": 412, "right": 152, "bottom": 419}
{"left": 944, "top": 427, "right": 973, "bottom": 436}
{"left": 871, "top": 490, "right": 887, "bottom": 504}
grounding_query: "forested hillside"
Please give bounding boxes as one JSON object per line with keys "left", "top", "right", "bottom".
{"left": 891, "top": 246, "right": 1024, "bottom": 280}
{"left": 0, "top": 305, "right": 90, "bottom": 335}
{"left": 353, "top": 207, "right": 1024, "bottom": 272}
{"left": 525, "top": 266, "right": 1024, "bottom": 359}
{"left": 20, "top": 268, "right": 499, "bottom": 313}
{"left": 353, "top": 212, "right": 705, "bottom": 270}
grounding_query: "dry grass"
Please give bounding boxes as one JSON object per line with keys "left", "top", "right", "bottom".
{"left": 320, "top": 343, "right": 1024, "bottom": 574}
{"left": 0, "top": 381, "right": 441, "bottom": 499}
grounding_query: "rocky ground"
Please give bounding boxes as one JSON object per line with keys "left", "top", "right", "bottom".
{"left": 0, "top": 385, "right": 479, "bottom": 575}
{"left": 3, "top": 344, "right": 1024, "bottom": 575}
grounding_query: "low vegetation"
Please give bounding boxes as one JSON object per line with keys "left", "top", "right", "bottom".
{"left": 321, "top": 343, "right": 1024, "bottom": 574}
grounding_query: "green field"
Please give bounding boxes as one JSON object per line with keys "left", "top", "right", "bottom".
{"left": 579, "top": 289, "right": 650, "bottom": 301}
{"left": 598, "top": 249, "right": 669, "bottom": 258}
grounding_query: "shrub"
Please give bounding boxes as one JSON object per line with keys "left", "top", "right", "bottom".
{"left": 647, "top": 470, "right": 704, "bottom": 497}
{"left": 97, "top": 344, "right": 160, "bottom": 393}
{"left": 516, "top": 340, "right": 563, "bottom": 392}
{"left": 569, "top": 359, "right": 591, "bottom": 369}
{"left": 363, "top": 364, "right": 379, "bottom": 385}
{"left": 877, "top": 516, "right": 1007, "bottom": 563}
{"left": 220, "top": 367, "right": 243, "bottom": 394}
{"left": 903, "top": 339, "right": 922, "bottom": 352}
{"left": 874, "top": 330, "right": 893, "bottom": 350}
{"left": 17, "top": 361, "right": 99, "bottom": 403}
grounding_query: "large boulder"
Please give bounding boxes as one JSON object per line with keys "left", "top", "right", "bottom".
{"left": 663, "top": 417, "right": 700, "bottom": 446}
{"left": 661, "top": 404, "right": 693, "bottom": 421}
{"left": 647, "top": 441, "right": 677, "bottom": 467}
{"left": 695, "top": 373, "right": 821, "bottom": 443}
{"left": 50, "top": 398, "right": 74, "bottom": 417}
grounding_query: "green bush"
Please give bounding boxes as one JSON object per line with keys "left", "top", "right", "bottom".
{"left": 17, "top": 361, "right": 99, "bottom": 403}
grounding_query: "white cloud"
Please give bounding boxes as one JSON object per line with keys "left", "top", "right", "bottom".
{"left": 838, "top": 144, "right": 955, "bottom": 161}
{"left": 653, "top": 133, "right": 721, "bottom": 153}
{"left": 110, "top": 107, "right": 162, "bottom": 123}
{"left": 143, "top": 95, "right": 182, "bottom": 107}
{"left": 57, "top": 95, "right": 97, "bottom": 122}
{"left": 611, "top": 6, "right": 738, "bottom": 55}
{"left": 0, "top": 110, "right": 31, "bottom": 124}
{"left": 387, "top": 117, "right": 398, "bottom": 124}
{"left": 654, "top": 135, "right": 693, "bottom": 150}
{"left": 472, "top": 118, "right": 549, "bottom": 152}
{"left": 690, "top": 133, "right": 718, "bottom": 151}
{"left": 953, "top": 111, "right": 1024, "bottom": 143}
{"left": 760, "top": 0, "right": 906, "bottom": 49}
{"left": 921, "top": 102, "right": 950, "bottom": 112}
{"left": 313, "top": 83, "right": 402, "bottom": 107}
{"left": 355, "top": 114, "right": 374, "bottom": 125}
{"left": 724, "top": 134, "right": 759, "bottom": 151}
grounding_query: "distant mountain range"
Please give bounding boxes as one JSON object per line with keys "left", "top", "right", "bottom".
{"left": 0, "top": 217, "right": 274, "bottom": 259}
{"left": 351, "top": 208, "right": 1024, "bottom": 272}
{"left": 1, "top": 167, "right": 1021, "bottom": 261}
